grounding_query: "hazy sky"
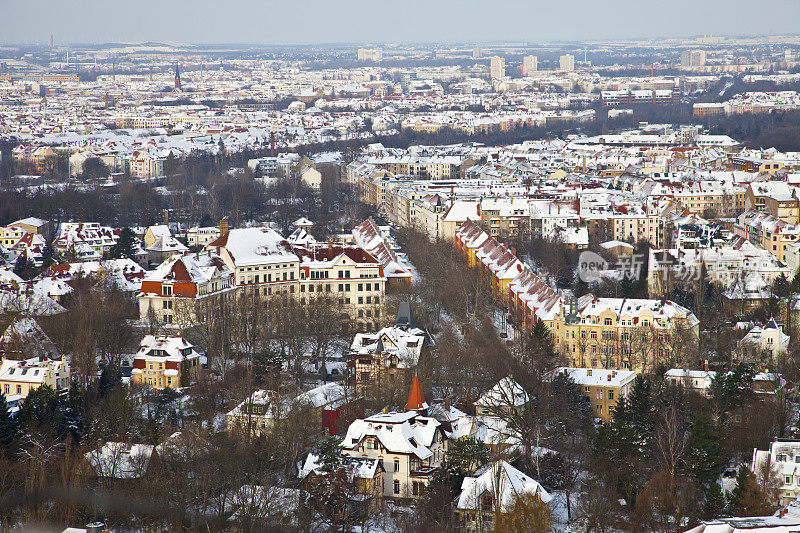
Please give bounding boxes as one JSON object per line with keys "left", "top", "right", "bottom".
{"left": 2, "top": 0, "right": 800, "bottom": 45}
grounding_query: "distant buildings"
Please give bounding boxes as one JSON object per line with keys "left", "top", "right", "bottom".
{"left": 357, "top": 48, "right": 383, "bottom": 62}
{"left": 559, "top": 54, "right": 575, "bottom": 72}
{"left": 681, "top": 49, "right": 707, "bottom": 67}
{"left": 522, "top": 55, "right": 538, "bottom": 76}
{"left": 489, "top": 56, "right": 505, "bottom": 79}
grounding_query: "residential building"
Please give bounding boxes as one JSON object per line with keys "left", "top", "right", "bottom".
{"left": 348, "top": 304, "right": 429, "bottom": 395}
{"left": 559, "top": 54, "right": 575, "bottom": 72}
{"left": 522, "top": 55, "right": 538, "bottom": 76}
{"left": 558, "top": 367, "right": 637, "bottom": 422}
{"left": 490, "top": 56, "right": 505, "bottom": 79}
{"left": 454, "top": 461, "right": 551, "bottom": 533}
{"left": 131, "top": 335, "right": 202, "bottom": 389}
{"left": 137, "top": 252, "right": 235, "bottom": 325}
{"left": 340, "top": 379, "right": 447, "bottom": 500}
{"left": 664, "top": 368, "right": 716, "bottom": 396}
{"left": 752, "top": 440, "right": 800, "bottom": 506}
{"left": 0, "top": 355, "right": 70, "bottom": 397}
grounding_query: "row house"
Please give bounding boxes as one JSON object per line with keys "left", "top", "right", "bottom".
{"left": 340, "top": 379, "right": 447, "bottom": 500}
{"left": 352, "top": 219, "right": 412, "bottom": 290}
{"left": 131, "top": 335, "right": 202, "bottom": 390}
{"left": 138, "top": 252, "right": 235, "bottom": 325}
{"left": 734, "top": 210, "right": 800, "bottom": 263}
{"left": 458, "top": 220, "right": 700, "bottom": 371}
{"left": 455, "top": 221, "right": 525, "bottom": 306}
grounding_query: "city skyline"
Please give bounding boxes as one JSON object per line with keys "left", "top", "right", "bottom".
{"left": 2, "top": 0, "right": 800, "bottom": 45}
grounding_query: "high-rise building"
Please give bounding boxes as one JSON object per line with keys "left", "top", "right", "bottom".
{"left": 681, "top": 50, "right": 707, "bottom": 67}
{"left": 522, "top": 55, "right": 538, "bottom": 76}
{"left": 559, "top": 54, "right": 575, "bottom": 72}
{"left": 490, "top": 56, "right": 505, "bottom": 79}
{"left": 472, "top": 46, "right": 482, "bottom": 59}
{"left": 357, "top": 48, "right": 383, "bottom": 62}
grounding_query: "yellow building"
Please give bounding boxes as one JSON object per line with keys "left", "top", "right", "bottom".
{"left": 558, "top": 367, "right": 637, "bottom": 422}
{"left": 131, "top": 335, "right": 201, "bottom": 389}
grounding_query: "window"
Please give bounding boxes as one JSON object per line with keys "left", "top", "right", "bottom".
{"left": 393, "top": 480, "right": 400, "bottom": 494}
{"left": 162, "top": 285, "right": 172, "bottom": 296}
{"left": 604, "top": 318, "right": 612, "bottom": 325}
{"left": 394, "top": 459, "right": 400, "bottom": 472}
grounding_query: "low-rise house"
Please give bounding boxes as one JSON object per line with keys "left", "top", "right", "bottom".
{"left": 131, "top": 335, "right": 202, "bottom": 390}
{"left": 348, "top": 305, "right": 429, "bottom": 394}
{"left": 84, "top": 442, "right": 155, "bottom": 480}
{"left": 454, "top": 460, "right": 551, "bottom": 533}
{"left": 0, "top": 318, "right": 59, "bottom": 360}
{"left": 737, "top": 318, "right": 790, "bottom": 361}
{"left": 558, "top": 367, "right": 637, "bottom": 422}
{"left": 664, "top": 368, "right": 716, "bottom": 396}
{"left": 752, "top": 440, "right": 800, "bottom": 506}
{"left": 474, "top": 377, "right": 528, "bottom": 419}
{"left": 299, "top": 453, "right": 384, "bottom": 516}
{"left": 340, "top": 379, "right": 446, "bottom": 499}
{"left": 227, "top": 383, "right": 363, "bottom": 436}
{"left": 187, "top": 226, "right": 221, "bottom": 247}
{"left": 0, "top": 355, "right": 70, "bottom": 397}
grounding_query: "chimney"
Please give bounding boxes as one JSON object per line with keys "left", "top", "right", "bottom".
{"left": 164, "top": 209, "right": 169, "bottom": 225}
{"left": 704, "top": 360, "right": 709, "bottom": 372}
{"left": 220, "top": 218, "right": 229, "bottom": 236}
{"left": 607, "top": 374, "right": 612, "bottom": 382}
{"left": 444, "top": 398, "right": 450, "bottom": 410}
{"left": 587, "top": 369, "right": 592, "bottom": 376}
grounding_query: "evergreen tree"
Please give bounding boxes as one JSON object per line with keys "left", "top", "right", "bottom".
{"left": 318, "top": 436, "right": 343, "bottom": 472}
{"left": 687, "top": 415, "right": 723, "bottom": 488}
{"left": 19, "top": 384, "right": 61, "bottom": 430}
{"left": 98, "top": 364, "right": 122, "bottom": 397}
{"left": 711, "top": 363, "right": 756, "bottom": 416}
{"left": 773, "top": 273, "right": 791, "bottom": 298}
{"left": 59, "top": 380, "right": 85, "bottom": 444}
{"left": 13, "top": 255, "right": 36, "bottom": 280}
{"left": 727, "top": 465, "right": 773, "bottom": 517}
{"left": 0, "top": 391, "right": 19, "bottom": 459}
{"left": 110, "top": 227, "right": 138, "bottom": 259}
{"left": 702, "top": 482, "right": 726, "bottom": 520}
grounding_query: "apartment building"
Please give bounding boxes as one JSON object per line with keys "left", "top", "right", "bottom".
{"left": 127, "top": 150, "right": 165, "bottom": 179}
{"left": 745, "top": 182, "right": 799, "bottom": 222}
{"left": 734, "top": 210, "right": 799, "bottom": 263}
{"left": 490, "top": 56, "right": 505, "bottom": 79}
{"left": 187, "top": 226, "right": 221, "bottom": 247}
{"left": 558, "top": 367, "right": 637, "bottom": 422}
{"left": 522, "top": 55, "right": 538, "bottom": 76}
{"left": 131, "top": 335, "right": 202, "bottom": 389}
{"left": 206, "top": 227, "right": 387, "bottom": 329}
{"left": 559, "top": 54, "right": 575, "bottom": 72}
{"left": 478, "top": 197, "right": 529, "bottom": 239}
{"left": 648, "top": 242, "right": 791, "bottom": 297}
{"left": 558, "top": 295, "right": 699, "bottom": 372}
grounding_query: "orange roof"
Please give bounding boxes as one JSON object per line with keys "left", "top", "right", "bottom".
{"left": 405, "top": 375, "right": 427, "bottom": 411}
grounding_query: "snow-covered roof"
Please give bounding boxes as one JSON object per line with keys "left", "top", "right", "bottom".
{"left": 456, "top": 461, "right": 551, "bottom": 512}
